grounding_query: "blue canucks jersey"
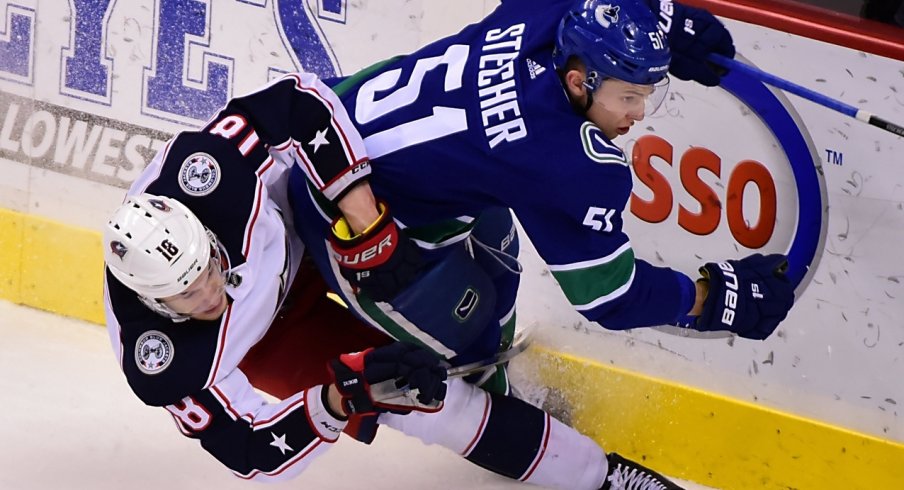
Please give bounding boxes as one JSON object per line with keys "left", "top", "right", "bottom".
{"left": 331, "top": 0, "right": 695, "bottom": 329}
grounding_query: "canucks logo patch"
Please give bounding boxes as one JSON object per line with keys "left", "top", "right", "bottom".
{"left": 135, "top": 330, "right": 174, "bottom": 375}
{"left": 179, "top": 152, "right": 221, "bottom": 196}
{"left": 454, "top": 288, "right": 480, "bottom": 322}
{"left": 580, "top": 122, "right": 627, "bottom": 165}
{"left": 595, "top": 5, "right": 620, "bottom": 28}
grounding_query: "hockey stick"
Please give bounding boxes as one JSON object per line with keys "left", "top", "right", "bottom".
{"left": 707, "top": 53, "right": 904, "bottom": 138}
{"left": 370, "top": 328, "right": 534, "bottom": 409}
{"left": 446, "top": 328, "right": 534, "bottom": 378}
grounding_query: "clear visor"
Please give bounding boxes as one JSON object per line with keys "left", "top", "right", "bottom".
{"left": 589, "top": 76, "right": 670, "bottom": 117}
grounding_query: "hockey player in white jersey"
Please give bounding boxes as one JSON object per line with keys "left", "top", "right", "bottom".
{"left": 102, "top": 71, "right": 687, "bottom": 488}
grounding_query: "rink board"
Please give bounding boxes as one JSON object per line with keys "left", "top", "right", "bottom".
{"left": 527, "top": 347, "right": 904, "bottom": 489}
{"left": 0, "top": 207, "right": 103, "bottom": 322}
{"left": 4, "top": 206, "right": 904, "bottom": 490}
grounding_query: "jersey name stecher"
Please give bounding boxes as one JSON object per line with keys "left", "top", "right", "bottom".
{"left": 477, "top": 23, "right": 528, "bottom": 149}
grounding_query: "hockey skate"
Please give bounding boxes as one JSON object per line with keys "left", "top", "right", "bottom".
{"left": 601, "top": 453, "right": 684, "bottom": 490}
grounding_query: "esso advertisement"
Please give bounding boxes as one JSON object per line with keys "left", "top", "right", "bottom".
{"left": 622, "top": 60, "right": 828, "bottom": 293}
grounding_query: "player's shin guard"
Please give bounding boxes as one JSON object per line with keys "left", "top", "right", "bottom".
{"left": 379, "top": 378, "right": 607, "bottom": 490}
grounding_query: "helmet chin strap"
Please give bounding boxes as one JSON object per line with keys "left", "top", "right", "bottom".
{"left": 582, "top": 88, "right": 594, "bottom": 113}
{"left": 138, "top": 295, "right": 192, "bottom": 322}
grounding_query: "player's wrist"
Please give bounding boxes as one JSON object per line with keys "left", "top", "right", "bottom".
{"left": 323, "top": 383, "right": 349, "bottom": 421}
{"left": 688, "top": 278, "right": 709, "bottom": 316}
{"left": 336, "top": 181, "right": 381, "bottom": 235}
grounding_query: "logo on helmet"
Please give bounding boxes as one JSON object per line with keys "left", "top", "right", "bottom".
{"left": 179, "top": 152, "right": 221, "bottom": 196}
{"left": 595, "top": 5, "right": 620, "bottom": 28}
{"left": 110, "top": 241, "right": 129, "bottom": 259}
{"left": 148, "top": 199, "right": 171, "bottom": 212}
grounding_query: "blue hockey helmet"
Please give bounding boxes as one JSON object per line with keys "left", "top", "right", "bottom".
{"left": 553, "top": 0, "right": 671, "bottom": 88}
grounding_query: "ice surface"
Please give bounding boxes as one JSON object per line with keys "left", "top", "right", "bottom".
{"left": 0, "top": 300, "right": 712, "bottom": 489}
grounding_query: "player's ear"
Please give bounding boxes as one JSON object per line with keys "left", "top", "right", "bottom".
{"left": 563, "top": 68, "right": 587, "bottom": 101}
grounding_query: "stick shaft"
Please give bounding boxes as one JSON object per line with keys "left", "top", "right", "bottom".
{"left": 446, "top": 329, "right": 533, "bottom": 378}
{"left": 707, "top": 53, "right": 903, "bottom": 138}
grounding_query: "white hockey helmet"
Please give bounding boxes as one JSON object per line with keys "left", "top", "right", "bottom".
{"left": 104, "top": 194, "right": 216, "bottom": 302}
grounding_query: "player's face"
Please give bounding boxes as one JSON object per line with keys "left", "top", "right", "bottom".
{"left": 587, "top": 79, "right": 666, "bottom": 139}
{"left": 160, "top": 257, "right": 228, "bottom": 321}
{"left": 587, "top": 79, "right": 654, "bottom": 139}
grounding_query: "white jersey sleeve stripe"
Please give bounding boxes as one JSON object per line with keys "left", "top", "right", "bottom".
{"left": 241, "top": 179, "right": 265, "bottom": 259}
{"left": 236, "top": 438, "right": 326, "bottom": 481}
{"left": 460, "top": 391, "right": 492, "bottom": 457}
{"left": 204, "top": 304, "right": 235, "bottom": 390}
{"left": 546, "top": 241, "right": 633, "bottom": 271}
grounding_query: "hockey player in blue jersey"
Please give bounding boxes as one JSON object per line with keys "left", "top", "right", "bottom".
{"left": 257, "top": 2, "right": 797, "bottom": 485}
{"left": 289, "top": 0, "right": 797, "bottom": 394}
{"left": 103, "top": 1, "right": 793, "bottom": 488}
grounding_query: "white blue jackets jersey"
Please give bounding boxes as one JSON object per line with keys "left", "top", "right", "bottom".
{"left": 328, "top": 0, "right": 695, "bottom": 329}
{"left": 103, "top": 73, "right": 369, "bottom": 481}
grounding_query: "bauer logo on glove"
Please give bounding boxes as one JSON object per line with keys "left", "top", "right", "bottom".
{"left": 696, "top": 253, "right": 795, "bottom": 340}
{"left": 645, "top": 0, "right": 736, "bottom": 86}
{"left": 713, "top": 261, "right": 740, "bottom": 327}
{"left": 329, "top": 200, "right": 425, "bottom": 302}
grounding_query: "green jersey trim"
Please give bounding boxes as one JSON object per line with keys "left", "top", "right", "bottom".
{"left": 549, "top": 242, "right": 636, "bottom": 310}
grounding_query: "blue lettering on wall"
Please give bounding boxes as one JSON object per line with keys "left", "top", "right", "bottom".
{"left": 61, "top": 0, "right": 115, "bottom": 103}
{"left": 144, "top": 0, "right": 233, "bottom": 123}
{"left": 276, "top": 0, "right": 338, "bottom": 77}
{"left": 0, "top": 4, "right": 35, "bottom": 85}
{"left": 318, "top": 0, "right": 346, "bottom": 24}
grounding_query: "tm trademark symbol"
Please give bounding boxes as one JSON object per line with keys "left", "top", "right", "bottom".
{"left": 825, "top": 149, "right": 843, "bottom": 165}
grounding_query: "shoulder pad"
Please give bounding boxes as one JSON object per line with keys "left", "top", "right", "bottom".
{"left": 108, "top": 275, "right": 222, "bottom": 406}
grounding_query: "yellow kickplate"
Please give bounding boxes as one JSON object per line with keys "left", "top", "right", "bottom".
{"left": 527, "top": 347, "right": 904, "bottom": 490}
{"left": 0, "top": 208, "right": 25, "bottom": 302}
{"left": 0, "top": 208, "right": 104, "bottom": 324}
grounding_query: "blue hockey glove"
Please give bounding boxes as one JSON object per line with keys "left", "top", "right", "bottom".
{"left": 646, "top": 0, "right": 736, "bottom": 86}
{"left": 327, "top": 342, "right": 447, "bottom": 416}
{"left": 696, "top": 254, "right": 795, "bottom": 340}
{"left": 329, "top": 201, "right": 425, "bottom": 302}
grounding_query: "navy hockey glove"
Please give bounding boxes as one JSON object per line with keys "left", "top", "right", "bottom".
{"left": 696, "top": 254, "right": 795, "bottom": 340}
{"left": 328, "top": 342, "right": 447, "bottom": 416}
{"left": 646, "top": 0, "right": 736, "bottom": 86}
{"left": 329, "top": 201, "right": 425, "bottom": 302}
